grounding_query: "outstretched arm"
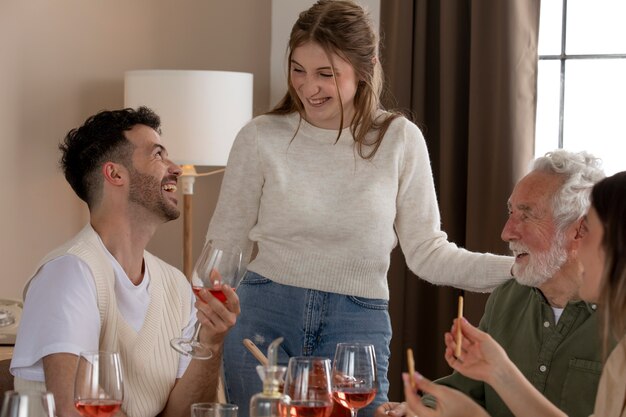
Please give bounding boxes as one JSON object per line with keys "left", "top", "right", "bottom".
{"left": 444, "top": 319, "right": 566, "bottom": 417}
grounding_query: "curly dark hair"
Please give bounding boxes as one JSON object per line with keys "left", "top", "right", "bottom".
{"left": 59, "top": 106, "right": 161, "bottom": 208}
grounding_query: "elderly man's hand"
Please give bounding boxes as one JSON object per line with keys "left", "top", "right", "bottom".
{"left": 375, "top": 402, "right": 408, "bottom": 417}
{"left": 195, "top": 284, "right": 240, "bottom": 348}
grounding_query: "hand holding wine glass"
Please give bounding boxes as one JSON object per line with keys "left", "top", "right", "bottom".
{"left": 331, "top": 343, "right": 378, "bottom": 417}
{"left": 171, "top": 240, "right": 242, "bottom": 359}
{"left": 281, "top": 357, "right": 334, "bottom": 417}
{"left": 73, "top": 351, "right": 124, "bottom": 417}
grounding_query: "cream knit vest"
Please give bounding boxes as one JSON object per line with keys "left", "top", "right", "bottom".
{"left": 15, "top": 225, "right": 191, "bottom": 417}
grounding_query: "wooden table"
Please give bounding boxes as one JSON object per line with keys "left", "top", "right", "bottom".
{"left": 0, "top": 346, "right": 13, "bottom": 361}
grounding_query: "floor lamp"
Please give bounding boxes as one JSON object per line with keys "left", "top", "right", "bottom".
{"left": 124, "top": 70, "right": 253, "bottom": 279}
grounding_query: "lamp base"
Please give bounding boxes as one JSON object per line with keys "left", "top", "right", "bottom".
{"left": 180, "top": 165, "right": 226, "bottom": 280}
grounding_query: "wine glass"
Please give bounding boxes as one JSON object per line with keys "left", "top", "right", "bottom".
{"left": 331, "top": 343, "right": 377, "bottom": 417}
{"left": 170, "top": 240, "right": 242, "bottom": 359}
{"left": 191, "top": 402, "right": 238, "bottom": 417}
{"left": 73, "top": 351, "right": 124, "bottom": 417}
{"left": 280, "top": 357, "right": 333, "bottom": 417}
{"left": 1, "top": 391, "right": 56, "bottom": 417}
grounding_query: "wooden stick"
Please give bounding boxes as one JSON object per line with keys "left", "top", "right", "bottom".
{"left": 455, "top": 294, "right": 464, "bottom": 358}
{"left": 406, "top": 348, "right": 416, "bottom": 390}
{"left": 243, "top": 338, "right": 269, "bottom": 366}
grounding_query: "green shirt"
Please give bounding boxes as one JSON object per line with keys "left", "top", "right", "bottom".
{"left": 435, "top": 280, "right": 603, "bottom": 417}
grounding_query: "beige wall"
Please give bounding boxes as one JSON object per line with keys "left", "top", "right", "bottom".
{"left": 0, "top": 0, "right": 271, "bottom": 299}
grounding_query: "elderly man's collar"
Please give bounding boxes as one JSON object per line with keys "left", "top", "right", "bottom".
{"left": 531, "top": 287, "right": 596, "bottom": 311}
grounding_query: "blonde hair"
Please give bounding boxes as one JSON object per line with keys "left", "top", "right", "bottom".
{"left": 268, "top": 0, "right": 400, "bottom": 159}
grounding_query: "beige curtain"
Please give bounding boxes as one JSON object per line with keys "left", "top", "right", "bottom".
{"left": 380, "top": 0, "right": 540, "bottom": 401}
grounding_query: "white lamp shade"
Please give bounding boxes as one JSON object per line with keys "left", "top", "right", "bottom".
{"left": 124, "top": 70, "right": 253, "bottom": 166}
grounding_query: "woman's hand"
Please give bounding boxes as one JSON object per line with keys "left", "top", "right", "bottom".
{"left": 443, "top": 318, "right": 512, "bottom": 386}
{"left": 374, "top": 402, "right": 408, "bottom": 417}
{"left": 443, "top": 319, "right": 567, "bottom": 417}
{"left": 403, "top": 372, "right": 489, "bottom": 417}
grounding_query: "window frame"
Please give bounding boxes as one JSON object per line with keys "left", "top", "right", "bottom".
{"left": 538, "top": 0, "right": 626, "bottom": 148}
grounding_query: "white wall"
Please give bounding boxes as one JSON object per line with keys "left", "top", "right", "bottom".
{"left": 270, "top": 0, "right": 381, "bottom": 107}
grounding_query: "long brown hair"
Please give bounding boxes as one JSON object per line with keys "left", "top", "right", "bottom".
{"left": 268, "top": 0, "right": 401, "bottom": 159}
{"left": 591, "top": 171, "right": 626, "bottom": 358}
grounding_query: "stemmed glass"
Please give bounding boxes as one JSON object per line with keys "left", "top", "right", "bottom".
{"left": 331, "top": 343, "right": 378, "bottom": 417}
{"left": 1, "top": 391, "right": 56, "bottom": 417}
{"left": 280, "top": 357, "right": 334, "bottom": 417}
{"left": 73, "top": 351, "right": 124, "bottom": 417}
{"left": 191, "top": 403, "right": 238, "bottom": 417}
{"left": 170, "top": 240, "right": 242, "bottom": 359}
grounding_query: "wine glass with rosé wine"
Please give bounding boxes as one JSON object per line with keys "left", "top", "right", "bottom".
{"left": 331, "top": 343, "right": 378, "bottom": 417}
{"left": 170, "top": 240, "right": 242, "bottom": 360}
{"left": 73, "top": 351, "right": 124, "bottom": 417}
{"left": 191, "top": 402, "right": 238, "bottom": 417}
{"left": 280, "top": 357, "right": 334, "bottom": 417}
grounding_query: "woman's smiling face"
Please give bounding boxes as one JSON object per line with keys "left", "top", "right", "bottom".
{"left": 290, "top": 41, "right": 359, "bottom": 130}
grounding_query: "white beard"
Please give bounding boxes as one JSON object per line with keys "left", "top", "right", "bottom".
{"left": 510, "top": 233, "right": 568, "bottom": 287}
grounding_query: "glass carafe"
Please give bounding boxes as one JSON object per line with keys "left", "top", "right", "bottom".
{"left": 249, "top": 337, "right": 287, "bottom": 417}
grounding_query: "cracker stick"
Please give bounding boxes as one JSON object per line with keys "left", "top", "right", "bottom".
{"left": 243, "top": 338, "right": 269, "bottom": 367}
{"left": 407, "top": 348, "right": 416, "bottom": 389}
{"left": 455, "top": 294, "right": 464, "bottom": 358}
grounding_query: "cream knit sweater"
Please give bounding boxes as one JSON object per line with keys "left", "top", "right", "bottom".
{"left": 15, "top": 225, "right": 191, "bottom": 417}
{"left": 207, "top": 112, "right": 513, "bottom": 299}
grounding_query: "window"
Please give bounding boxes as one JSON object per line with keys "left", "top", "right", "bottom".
{"left": 535, "top": 0, "right": 626, "bottom": 175}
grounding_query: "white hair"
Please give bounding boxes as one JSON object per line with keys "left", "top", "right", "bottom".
{"left": 531, "top": 150, "right": 606, "bottom": 232}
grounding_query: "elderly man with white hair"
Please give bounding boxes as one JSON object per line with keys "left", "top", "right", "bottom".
{"left": 379, "top": 149, "right": 607, "bottom": 417}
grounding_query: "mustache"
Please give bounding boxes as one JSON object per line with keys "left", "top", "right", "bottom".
{"left": 161, "top": 175, "right": 178, "bottom": 185}
{"left": 509, "top": 242, "right": 529, "bottom": 254}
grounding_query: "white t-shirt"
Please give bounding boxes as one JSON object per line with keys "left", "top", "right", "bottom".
{"left": 552, "top": 306, "right": 565, "bottom": 324}
{"left": 11, "top": 240, "right": 196, "bottom": 381}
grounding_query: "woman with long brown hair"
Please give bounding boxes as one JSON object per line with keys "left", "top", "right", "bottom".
{"left": 206, "top": 2, "right": 513, "bottom": 415}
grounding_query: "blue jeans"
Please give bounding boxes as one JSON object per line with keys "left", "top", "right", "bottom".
{"left": 224, "top": 271, "right": 392, "bottom": 417}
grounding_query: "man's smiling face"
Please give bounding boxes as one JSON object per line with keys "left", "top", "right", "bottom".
{"left": 501, "top": 171, "right": 568, "bottom": 287}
